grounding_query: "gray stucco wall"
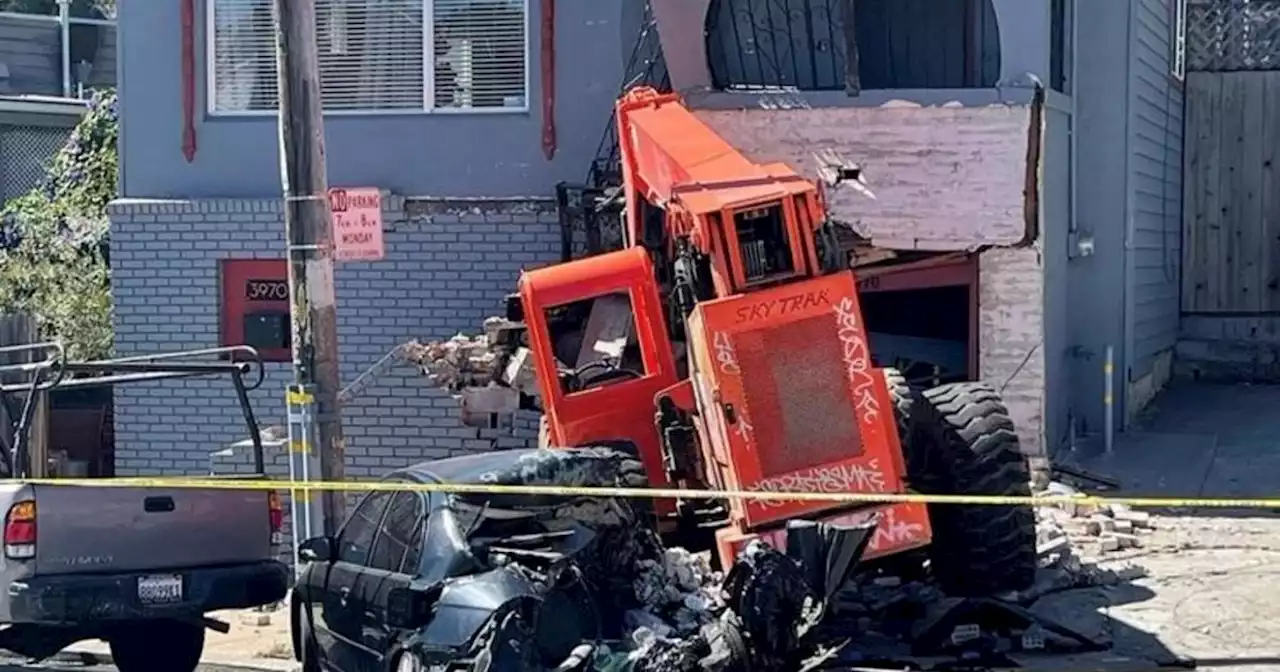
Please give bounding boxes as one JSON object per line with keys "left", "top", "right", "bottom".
{"left": 107, "top": 197, "right": 557, "bottom": 477}
{"left": 1066, "top": 0, "right": 1184, "bottom": 438}
{"left": 1069, "top": 0, "right": 1131, "bottom": 438}
{"left": 116, "top": 0, "right": 628, "bottom": 199}
{"left": 1127, "top": 0, "right": 1184, "bottom": 382}
{"left": 1042, "top": 99, "right": 1071, "bottom": 454}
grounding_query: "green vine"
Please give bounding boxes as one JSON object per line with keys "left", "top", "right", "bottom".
{"left": 0, "top": 89, "right": 117, "bottom": 359}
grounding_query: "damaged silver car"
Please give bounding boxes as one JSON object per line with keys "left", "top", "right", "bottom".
{"left": 290, "top": 447, "right": 875, "bottom": 672}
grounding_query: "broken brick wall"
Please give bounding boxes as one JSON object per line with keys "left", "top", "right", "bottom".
{"left": 107, "top": 196, "right": 558, "bottom": 486}
{"left": 695, "top": 101, "right": 1046, "bottom": 459}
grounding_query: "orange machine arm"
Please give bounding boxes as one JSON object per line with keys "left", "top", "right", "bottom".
{"left": 616, "top": 87, "right": 809, "bottom": 248}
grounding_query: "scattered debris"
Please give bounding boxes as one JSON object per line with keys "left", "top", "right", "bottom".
{"left": 1020, "top": 480, "right": 1152, "bottom": 602}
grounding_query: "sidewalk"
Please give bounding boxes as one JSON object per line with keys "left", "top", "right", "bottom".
{"left": 64, "top": 607, "right": 297, "bottom": 672}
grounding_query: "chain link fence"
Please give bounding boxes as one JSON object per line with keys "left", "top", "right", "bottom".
{"left": 0, "top": 123, "right": 72, "bottom": 202}
{"left": 1189, "top": 0, "right": 1280, "bottom": 71}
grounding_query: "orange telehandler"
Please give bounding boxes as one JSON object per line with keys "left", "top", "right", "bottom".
{"left": 467, "top": 86, "right": 1036, "bottom": 598}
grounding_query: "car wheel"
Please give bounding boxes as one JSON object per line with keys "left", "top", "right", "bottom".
{"left": 108, "top": 620, "right": 204, "bottom": 672}
{"left": 293, "top": 599, "right": 321, "bottom": 672}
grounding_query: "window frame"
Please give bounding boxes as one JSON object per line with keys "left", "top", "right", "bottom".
{"left": 336, "top": 490, "right": 395, "bottom": 566}
{"left": 204, "top": 0, "right": 533, "bottom": 117}
{"left": 368, "top": 490, "right": 427, "bottom": 574}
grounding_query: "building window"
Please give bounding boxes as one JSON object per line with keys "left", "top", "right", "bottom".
{"left": 207, "top": 0, "right": 529, "bottom": 115}
{"left": 219, "top": 259, "right": 292, "bottom": 363}
{"left": 1049, "top": 0, "right": 1072, "bottom": 93}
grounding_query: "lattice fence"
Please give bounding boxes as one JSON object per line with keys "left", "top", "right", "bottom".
{"left": 1189, "top": 0, "right": 1280, "bottom": 71}
{"left": 0, "top": 124, "right": 72, "bottom": 202}
{"left": 0, "top": 124, "right": 71, "bottom": 201}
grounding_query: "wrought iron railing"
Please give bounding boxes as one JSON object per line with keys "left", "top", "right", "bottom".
{"left": 706, "top": 0, "right": 850, "bottom": 91}
{"left": 704, "top": 0, "right": 1000, "bottom": 91}
{"left": 557, "top": 0, "right": 668, "bottom": 261}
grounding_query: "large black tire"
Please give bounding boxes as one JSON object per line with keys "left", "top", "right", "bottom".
{"left": 108, "top": 620, "right": 205, "bottom": 672}
{"left": 883, "top": 369, "right": 1037, "bottom": 597}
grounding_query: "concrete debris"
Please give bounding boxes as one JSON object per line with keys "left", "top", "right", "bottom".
{"left": 629, "top": 547, "right": 724, "bottom": 636}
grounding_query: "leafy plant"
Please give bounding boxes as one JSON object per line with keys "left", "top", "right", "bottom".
{"left": 0, "top": 89, "right": 117, "bottom": 359}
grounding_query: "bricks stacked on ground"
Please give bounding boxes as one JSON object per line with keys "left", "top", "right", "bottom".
{"left": 1022, "top": 481, "right": 1151, "bottom": 599}
{"left": 107, "top": 194, "right": 558, "bottom": 481}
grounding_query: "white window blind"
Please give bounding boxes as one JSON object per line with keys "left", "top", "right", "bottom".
{"left": 208, "top": 0, "right": 528, "bottom": 114}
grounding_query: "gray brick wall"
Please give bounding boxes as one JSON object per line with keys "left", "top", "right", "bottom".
{"left": 107, "top": 195, "right": 560, "bottom": 483}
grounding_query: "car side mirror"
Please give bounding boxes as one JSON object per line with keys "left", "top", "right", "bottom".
{"left": 387, "top": 585, "right": 440, "bottom": 630}
{"left": 298, "top": 536, "right": 334, "bottom": 563}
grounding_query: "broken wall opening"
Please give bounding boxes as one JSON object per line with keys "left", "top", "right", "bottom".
{"left": 857, "top": 254, "right": 978, "bottom": 388}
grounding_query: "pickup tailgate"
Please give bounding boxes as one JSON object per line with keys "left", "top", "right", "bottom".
{"left": 31, "top": 484, "right": 271, "bottom": 575}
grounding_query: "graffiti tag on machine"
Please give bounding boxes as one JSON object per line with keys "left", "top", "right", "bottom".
{"left": 748, "top": 459, "right": 888, "bottom": 509}
{"left": 750, "top": 506, "right": 925, "bottom": 555}
{"left": 713, "top": 332, "right": 740, "bottom": 376}
{"left": 734, "top": 289, "right": 831, "bottom": 323}
{"left": 833, "top": 297, "right": 881, "bottom": 424}
{"left": 710, "top": 333, "right": 755, "bottom": 446}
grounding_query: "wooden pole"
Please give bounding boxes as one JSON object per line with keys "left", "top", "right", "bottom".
{"left": 271, "top": 0, "right": 346, "bottom": 533}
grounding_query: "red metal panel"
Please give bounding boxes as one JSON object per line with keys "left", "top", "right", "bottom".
{"left": 689, "top": 271, "right": 908, "bottom": 529}
{"left": 716, "top": 502, "right": 933, "bottom": 564}
{"left": 219, "top": 259, "right": 290, "bottom": 363}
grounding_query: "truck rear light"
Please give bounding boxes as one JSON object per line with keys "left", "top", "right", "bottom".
{"left": 4, "top": 500, "right": 36, "bottom": 559}
{"left": 267, "top": 491, "right": 284, "bottom": 545}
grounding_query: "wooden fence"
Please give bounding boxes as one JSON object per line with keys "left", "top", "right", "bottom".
{"left": 1182, "top": 70, "right": 1280, "bottom": 313}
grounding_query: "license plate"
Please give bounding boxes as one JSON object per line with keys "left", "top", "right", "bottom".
{"left": 137, "top": 574, "right": 183, "bottom": 604}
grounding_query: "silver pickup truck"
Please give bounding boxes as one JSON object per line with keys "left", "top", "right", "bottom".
{"left": 0, "top": 344, "right": 290, "bottom": 672}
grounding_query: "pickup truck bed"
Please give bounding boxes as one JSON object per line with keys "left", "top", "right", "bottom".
{"left": 0, "top": 482, "right": 290, "bottom": 669}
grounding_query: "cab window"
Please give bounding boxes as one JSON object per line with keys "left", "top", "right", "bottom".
{"left": 369, "top": 491, "right": 426, "bottom": 574}
{"left": 544, "top": 291, "right": 648, "bottom": 395}
{"left": 337, "top": 491, "right": 392, "bottom": 565}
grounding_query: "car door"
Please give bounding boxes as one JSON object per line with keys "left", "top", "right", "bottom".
{"left": 355, "top": 489, "right": 429, "bottom": 670}
{"left": 317, "top": 490, "right": 393, "bottom": 672}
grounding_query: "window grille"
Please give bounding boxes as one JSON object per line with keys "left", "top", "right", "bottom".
{"left": 207, "top": 0, "right": 528, "bottom": 114}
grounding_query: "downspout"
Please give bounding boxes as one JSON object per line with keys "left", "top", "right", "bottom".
{"left": 541, "top": 0, "right": 557, "bottom": 160}
{"left": 1120, "top": 0, "right": 1137, "bottom": 430}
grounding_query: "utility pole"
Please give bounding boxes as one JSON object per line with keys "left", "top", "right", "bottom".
{"left": 272, "top": 0, "right": 346, "bottom": 534}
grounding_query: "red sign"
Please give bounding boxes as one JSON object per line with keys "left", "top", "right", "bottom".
{"left": 329, "top": 187, "right": 384, "bottom": 262}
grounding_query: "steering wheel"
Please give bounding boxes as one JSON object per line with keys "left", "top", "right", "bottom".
{"left": 563, "top": 359, "right": 643, "bottom": 393}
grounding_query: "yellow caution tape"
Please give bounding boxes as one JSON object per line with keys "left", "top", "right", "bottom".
{"left": 8, "top": 476, "right": 1280, "bottom": 510}
{"left": 286, "top": 389, "right": 314, "bottom": 405}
